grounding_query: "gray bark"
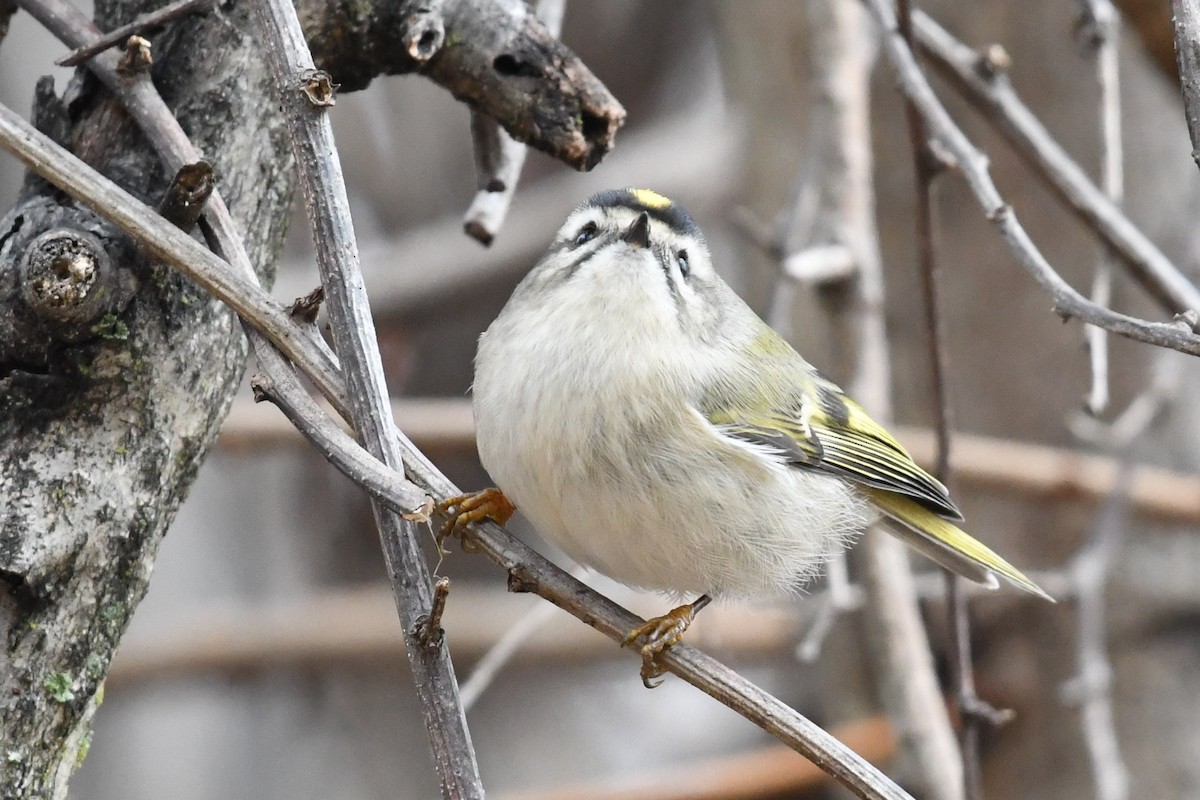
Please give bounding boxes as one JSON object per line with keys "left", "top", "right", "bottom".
{"left": 0, "top": 0, "right": 626, "bottom": 793}
{"left": 0, "top": 2, "right": 293, "bottom": 796}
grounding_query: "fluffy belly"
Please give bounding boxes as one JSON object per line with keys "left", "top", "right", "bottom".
{"left": 479, "top": 400, "right": 868, "bottom": 598}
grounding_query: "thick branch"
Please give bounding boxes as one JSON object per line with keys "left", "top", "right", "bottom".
{"left": 0, "top": 0, "right": 295, "bottom": 794}
{"left": 462, "top": 0, "right": 564, "bottom": 244}
{"left": 298, "top": 0, "right": 624, "bottom": 170}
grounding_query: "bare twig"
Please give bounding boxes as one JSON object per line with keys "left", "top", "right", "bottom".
{"left": 1078, "top": 0, "right": 1124, "bottom": 415}
{"left": 459, "top": 599, "right": 558, "bottom": 710}
{"left": 458, "top": 566, "right": 591, "bottom": 713}
{"left": 415, "top": 578, "right": 453, "bottom": 648}
{"left": 463, "top": 0, "right": 564, "bottom": 245}
{"left": 783, "top": 3, "right": 963, "bottom": 797}
{"left": 6, "top": 7, "right": 917, "bottom": 799}
{"left": 861, "top": 0, "right": 1200, "bottom": 356}
{"left": 914, "top": 11, "right": 1200, "bottom": 320}
{"left": 275, "top": 110, "right": 737, "bottom": 318}
{"left": 897, "top": 3, "right": 988, "bottom": 796}
{"left": 55, "top": 0, "right": 214, "bottom": 66}
{"left": 1060, "top": 461, "right": 1132, "bottom": 800}
{"left": 1057, "top": 356, "right": 1179, "bottom": 800}
{"left": 251, "top": 1, "right": 483, "bottom": 794}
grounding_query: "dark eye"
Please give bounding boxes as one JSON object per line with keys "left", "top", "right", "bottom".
{"left": 573, "top": 222, "right": 598, "bottom": 247}
{"left": 676, "top": 249, "right": 690, "bottom": 277}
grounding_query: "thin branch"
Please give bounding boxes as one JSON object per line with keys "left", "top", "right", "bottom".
{"left": 5, "top": 9, "right": 916, "bottom": 799}
{"left": 54, "top": 0, "right": 214, "bottom": 66}
{"left": 251, "top": 0, "right": 483, "bottom": 794}
{"left": 914, "top": 11, "right": 1200, "bottom": 320}
{"left": 1079, "top": 0, "right": 1124, "bottom": 415}
{"left": 1057, "top": 360, "right": 1178, "bottom": 800}
{"left": 861, "top": 0, "right": 1200, "bottom": 357}
{"left": 785, "top": 3, "right": 963, "bottom": 797}
{"left": 254, "top": 347, "right": 913, "bottom": 799}
{"left": 897, "top": 2, "right": 989, "bottom": 796}
{"left": 1060, "top": 461, "right": 1132, "bottom": 800}
{"left": 462, "top": 0, "right": 564, "bottom": 245}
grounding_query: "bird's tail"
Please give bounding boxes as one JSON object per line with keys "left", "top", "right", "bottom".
{"left": 865, "top": 488, "right": 1053, "bottom": 601}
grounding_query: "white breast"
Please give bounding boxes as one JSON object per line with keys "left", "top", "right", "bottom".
{"left": 472, "top": 284, "right": 868, "bottom": 599}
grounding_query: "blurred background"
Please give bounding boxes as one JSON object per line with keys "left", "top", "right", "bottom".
{"left": 4, "top": 1, "right": 1200, "bottom": 797}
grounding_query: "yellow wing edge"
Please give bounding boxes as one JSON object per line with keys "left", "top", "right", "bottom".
{"left": 866, "top": 488, "right": 1054, "bottom": 602}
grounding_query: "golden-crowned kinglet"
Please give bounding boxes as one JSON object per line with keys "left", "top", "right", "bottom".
{"left": 443, "top": 188, "right": 1049, "bottom": 685}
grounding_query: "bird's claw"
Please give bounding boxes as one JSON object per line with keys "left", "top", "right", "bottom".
{"left": 622, "top": 603, "right": 698, "bottom": 689}
{"left": 435, "top": 488, "right": 516, "bottom": 553}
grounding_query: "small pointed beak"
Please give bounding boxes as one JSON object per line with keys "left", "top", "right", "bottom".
{"left": 622, "top": 212, "right": 651, "bottom": 248}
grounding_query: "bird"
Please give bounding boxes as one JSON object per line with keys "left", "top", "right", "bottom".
{"left": 439, "top": 187, "right": 1050, "bottom": 687}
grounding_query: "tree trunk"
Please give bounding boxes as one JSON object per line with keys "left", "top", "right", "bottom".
{"left": 0, "top": 2, "right": 294, "bottom": 794}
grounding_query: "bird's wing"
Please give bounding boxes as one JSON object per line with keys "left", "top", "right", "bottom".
{"left": 697, "top": 343, "right": 1050, "bottom": 599}
{"left": 702, "top": 369, "right": 962, "bottom": 521}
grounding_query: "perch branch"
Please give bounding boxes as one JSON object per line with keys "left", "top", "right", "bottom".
{"left": 3, "top": 11, "right": 912, "bottom": 800}
{"left": 862, "top": 0, "right": 1200, "bottom": 357}
{"left": 251, "top": 340, "right": 913, "bottom": 799}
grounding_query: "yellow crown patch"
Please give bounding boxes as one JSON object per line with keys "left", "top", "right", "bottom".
{"left": 630, "top": 188, "right": 671, "bottom": 209}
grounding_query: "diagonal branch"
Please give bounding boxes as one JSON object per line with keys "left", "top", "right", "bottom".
{"left": 913, "top": 11, "right": 1200, "bottom": 319}
{"left": 1077, "top": 0, "right": 1124, "bottom": 416}
{"left": 247, "top": 356, "right": 914, "bottom": 800}
{"left": 863, "top": 0, "right": 1200, "bottom": 358}
{"left": 0, "top": 19, "right": 913, "bottom": 800}
{"left": 55, "top": 0, "right": 214, "bottom": 66}
{"left": 250, "top": 1, "right": 482, "bottom": 793}
{"left": 298, "top": 0, "right": 624, "bottom": 170}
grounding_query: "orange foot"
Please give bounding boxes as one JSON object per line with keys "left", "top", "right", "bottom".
{"left": 622, "top": 595, "right": 712, "bottom": 688}
{"left": 436, "top": 487, "right": 516, "bottom": 552}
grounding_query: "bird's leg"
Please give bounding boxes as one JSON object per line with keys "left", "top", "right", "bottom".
{"left": 623, "top": 594, "right": 712, "bottom": 688}
{"left": 436, "top": 487, "right": 516, "bottom": 553}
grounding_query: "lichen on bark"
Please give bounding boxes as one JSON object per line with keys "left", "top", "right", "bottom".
{"left": 0, "top": 1, "right": 294, "bottom": 795}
